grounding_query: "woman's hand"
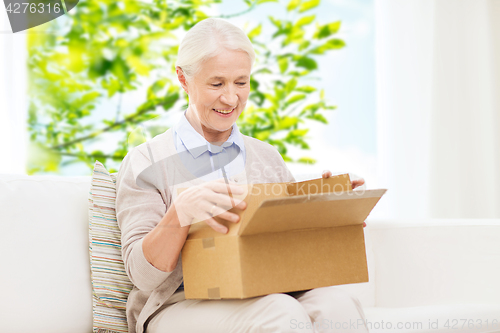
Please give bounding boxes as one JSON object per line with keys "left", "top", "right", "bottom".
{"left": 142, "top": 179, "right": 246, "bottom": 273}
{"left": 321, "top": 170, "right": 367, "bottom": 228}
{"left": 321, "top": 170, "right": 365, "bottom": 189}
{"left": 173, "top": 179, "right": 247, "bottom": 234}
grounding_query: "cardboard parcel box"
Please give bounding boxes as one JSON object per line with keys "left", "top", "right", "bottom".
{"left": 180, "top": 174, "right": 386, "bottom": 300}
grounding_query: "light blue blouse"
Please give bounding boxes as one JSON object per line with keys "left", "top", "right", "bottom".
{"left": 172, "top": 110, "right": 246, "bottom": 291}
{"left": 172, "top": 110, "right": 246, "bottom": 181}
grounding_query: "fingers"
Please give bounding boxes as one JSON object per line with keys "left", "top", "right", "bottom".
{"left": 204, "top": 180, "right": 245, "bottom": 195}
{"left": 209, "top": 204, "right": 240, "bottom": 223}
{"left": 322, "top": 171, "right": 365, "bottom": 189}
{"left": 174, "top": 183, "right": 247, "bottom": 229}
{"left": 205, "top": 217, "right": 229, "bottom": 234}
{"left": 322, "top": 170, "right": 332, "bottom": 178}
{"left": 352, "top": 178, "right": 365, "bottom": 189}
{"left": 210, "top": 192, "right": 247, "bottom": 210}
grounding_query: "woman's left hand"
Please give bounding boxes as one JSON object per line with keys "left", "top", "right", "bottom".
{"left": 322, "top": 170, "right": 367, "bottom": 228}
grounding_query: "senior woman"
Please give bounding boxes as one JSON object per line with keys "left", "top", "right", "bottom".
{"left": 115, "top": 17, "right": 367, "bottom": 333}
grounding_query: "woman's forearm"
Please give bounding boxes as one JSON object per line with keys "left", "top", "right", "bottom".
{"left": 142, "top": 204, "right": 190, "bottom": 272}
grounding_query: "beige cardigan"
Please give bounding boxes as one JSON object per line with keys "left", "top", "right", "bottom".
{"left": 115, "top": 127, "right": 295, "bottom": 333}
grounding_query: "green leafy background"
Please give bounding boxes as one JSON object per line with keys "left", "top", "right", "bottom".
{"left": 27, "top": 0, "right": 345, "bottom": 174}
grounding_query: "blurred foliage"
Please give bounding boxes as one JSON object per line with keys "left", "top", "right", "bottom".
{"left": 27, "top": 0, "right": 344, "bottom": 174}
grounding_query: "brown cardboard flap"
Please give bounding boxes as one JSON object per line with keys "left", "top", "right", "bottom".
{"left": 238, "top": 224, "right": 368, "bottom": 297}
{"left": 182, "top": 236, "right": 243, "bottom": 299}
{"left": 185, "top": 183, "right": 289, "bottom": 241}
{"left": 286, "top": 174, "right": 352, "bottom": 195}
{"left": 238, "top": 189, "right": 387, "bottom": 236}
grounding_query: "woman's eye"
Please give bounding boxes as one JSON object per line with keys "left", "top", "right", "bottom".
{"left": 237, "top": 82, "right": 247, "bottom": 86}
{"left": 212, "top": 83, "right": 222, "bottom": 87}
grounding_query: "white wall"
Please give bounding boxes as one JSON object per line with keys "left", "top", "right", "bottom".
{"left": 0, "top": 9, "right": 27, "bottom": 174}
{"left": 375, "top": 0, "right": 500, "bottom": 219}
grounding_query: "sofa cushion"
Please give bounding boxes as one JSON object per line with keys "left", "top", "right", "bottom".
{"left": 368, "top": 219, "right": 500, "bottom": 307}
{"left": 89, "top": 161, "right": 133, "bottom": 332}
{"left": 364, "top": 303, "right": 500, "bottom": 333}
{"left": 0, "top": 174, "right": 93, "bottom": 333}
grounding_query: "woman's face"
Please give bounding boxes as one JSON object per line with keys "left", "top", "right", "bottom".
{"left": 179, "top": 49, "right": 252, "bottom": 140}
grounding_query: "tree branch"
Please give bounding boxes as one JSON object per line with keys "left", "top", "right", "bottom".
{"left": 115, "top": 93, "right": 123, "bottom": 122}
{"left": 49, "top": 106, "right": 153, "bottom": 150}
{"left": 58, "top": 151, "right": 124, "bottom": 160}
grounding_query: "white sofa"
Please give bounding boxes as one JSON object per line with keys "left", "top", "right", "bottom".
{"left": 1, "top": 173, "right": 499, "bottom": 333}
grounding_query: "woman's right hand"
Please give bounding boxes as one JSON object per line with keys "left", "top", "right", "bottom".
{"left": 173, "top": 179, "right": 247, "bottom": 233}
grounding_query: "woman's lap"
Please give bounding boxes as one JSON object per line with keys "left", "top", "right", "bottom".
{"left": 291, "top": 286, "right": 369, "bottom": 332}
{"left": 145, "top": 286, "right": 368, "bottom": 333}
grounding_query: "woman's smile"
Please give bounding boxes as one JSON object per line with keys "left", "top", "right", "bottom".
{"left": 213, "top": 107, "right": 236, "bottom": 116}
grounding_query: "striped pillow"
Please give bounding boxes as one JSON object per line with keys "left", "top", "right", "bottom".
{"left": 89, "top": 161, "right": 133, "bottom": 333}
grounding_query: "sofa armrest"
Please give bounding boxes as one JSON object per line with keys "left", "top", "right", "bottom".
{"left": 366, "top": 218, "right": 500, "bottom": 308}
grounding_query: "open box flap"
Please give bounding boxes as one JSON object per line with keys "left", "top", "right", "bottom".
{"left": 237, "top": 189, "right": 387, "bottom": 236}
{"left": 286, "top": 174, "right": 352, "bottom": 195}
{"left": 186, "top": 183, "right": 290, "bottom": 241}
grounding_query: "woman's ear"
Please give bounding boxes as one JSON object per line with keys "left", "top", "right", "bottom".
{"left": 176, "top": 66, "right": 189, "bottom": 94}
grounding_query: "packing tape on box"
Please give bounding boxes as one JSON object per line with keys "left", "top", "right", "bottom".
{"left": 207, "top": 287, "right": 221, "bottom": 299}
{"left": 203, "top": 237, "right": 215, "bottom": 249}
{"left": 203, "top": 239, "right": 219, "bottom": 299}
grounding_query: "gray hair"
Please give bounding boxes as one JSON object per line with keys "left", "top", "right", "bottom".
{"left": 175, "top": 18, "right": 256, "bottom": 82}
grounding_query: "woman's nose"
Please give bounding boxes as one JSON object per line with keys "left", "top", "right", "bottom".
{"left": 220, "top": 86, "right": 238, "bottom": 106}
